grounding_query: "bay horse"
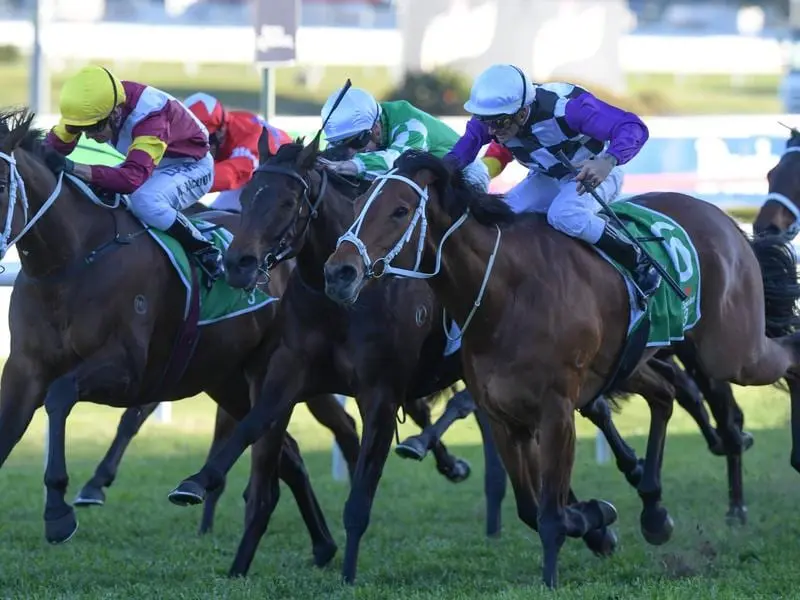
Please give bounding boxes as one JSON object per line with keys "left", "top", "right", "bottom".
{"left": 322, "top": 148, "right": 800, "bottom": 587}
{"left": 0, "top": 109, "right": 344, "bottom": 568}
{"left": 167, "top": 132, "right": 621, "bottom": 584}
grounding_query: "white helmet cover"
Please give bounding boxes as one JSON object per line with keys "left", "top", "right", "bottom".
{"left": 321, "top": 86, "right": 381, "bottom": 143}
{"left": 463, "top": 64, "right": 536, "bottom": 117}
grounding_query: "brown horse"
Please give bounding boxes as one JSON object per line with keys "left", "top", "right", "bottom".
{"left": 0, "top": 109, "right": 344, "bottom": 569}
{"left": 166, "top": 132, "right": 622, "bottom": 584}
{"left": 753, "top": 125, "right": 800, "bottom": 471}
{"left": 322, "top": 149, "right": 800, "bottom": 587}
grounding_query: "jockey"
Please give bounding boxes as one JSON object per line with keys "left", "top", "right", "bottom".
{"left": 184, "top": 92, "right": 292, "bottom": 212}
{"left": 317, "top": 86, "right": 492, "bottom": 189}
{"left": 42, "top": 65, "right": 224, "bottom": 280}
{"left": 443, "top": 63, "right": 660, "bottom": 297}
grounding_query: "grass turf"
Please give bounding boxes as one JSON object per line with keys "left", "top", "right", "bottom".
{"left": 0, "top": 381, "right": 799, "bottom": 598}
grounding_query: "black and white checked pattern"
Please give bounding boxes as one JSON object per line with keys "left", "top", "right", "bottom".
{"left": 504, "top": 82, "right": 605, "bottom": 180}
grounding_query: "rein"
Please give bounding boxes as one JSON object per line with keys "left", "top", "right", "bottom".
{"left": 0, "top": 149, "right": 146, "bottom": 283}
{"left": 336, "top": 168, "right": 502, "bottom": 341}
{"left": 765, "top": 146, "right": 800, "bottom": 239}
{"left": 249, "top": 164, "right": 328, "bottom": 282}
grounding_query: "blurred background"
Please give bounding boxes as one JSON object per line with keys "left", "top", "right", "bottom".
{"left": 2, "top": 0, "right": 799, "bottom": 208}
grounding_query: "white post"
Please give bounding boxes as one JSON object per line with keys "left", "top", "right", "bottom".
{"left": 154, "top": 402, "right": 172, "bottom": 424}
{"left": 331, "top": 395, "right": 349, "bottom": 482}
{"left": 595, "top": 430, "right": 611, "bottom": 464}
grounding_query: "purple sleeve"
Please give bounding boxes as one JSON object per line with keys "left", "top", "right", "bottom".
{"left": 443, "top": 117, "right": 492, "bottom": 169}
{"left": 563, "top": 92, "right": 649, "bottom": 166}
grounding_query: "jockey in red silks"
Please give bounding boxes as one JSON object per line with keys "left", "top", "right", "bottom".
{"left": 42, "top": 65, "right": 224, "bottom": 280}
{"left": 184, "top": 92, "right": 293, "bottom": 212}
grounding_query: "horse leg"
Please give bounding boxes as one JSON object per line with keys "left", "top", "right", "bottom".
{"left": 276, "top": 433, "right": 337, "bottom": 568}
{"left": 74, "top": 402, "right": 159, "bottom": 507}
{"left": 624, "top": 362, "right": 676, "bottom": 546}
{"left": 485, "top": 413, "right": 617, "bottom": 562}
{"left": 0, "top": 355, "right": 46, "bottom": 468}
{"left": 227, "top": 412, "right": 294, "bottom": 578}
{"left": 306, "top": 394, "right": 360, "bottom": 482}
{"left": 400, "top": 390, "right": 471, "bottom": 483}
{"left": 675, "top": 343, "right": 749, "bottom": 525}
{"left": 474, "top": 406, "right": 507, "bottom": 538}
{"left": 341, "top": 387, "right": 400, "bottom": 584}
{"left": 671, "top": 361, "right": 724, "bottom": 455}
{"left": 197, "top": 404, "right": 238, "bottom": 535}
{"left": 578, "top": 395, "right": 643, "bottom": 487}
{"left": 168, "top": 346, "right": 307, "bottom": 505}
{"left": 395, "top": 386, "right": 471, "bottom": 460}
{"left": 44, "top": 356, "right": 139, "bottom": 544}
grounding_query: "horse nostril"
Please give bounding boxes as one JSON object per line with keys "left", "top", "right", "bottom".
{"left": 327, "top": 264, "right": 357, "bottom": 286}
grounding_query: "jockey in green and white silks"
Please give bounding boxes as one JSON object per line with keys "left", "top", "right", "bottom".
{"left": 317, "top": 86, "right": 491, "bottom": 190}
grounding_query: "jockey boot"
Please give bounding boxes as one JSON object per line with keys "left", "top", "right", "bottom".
{"left": 165, "top": 212, "right": 224, "bottom": 282}
{"left": 594, "top": 222, "right": 661, "bottom": 297}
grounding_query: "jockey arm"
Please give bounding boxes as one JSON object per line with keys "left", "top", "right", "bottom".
{"left": 564, "top": 92, "right": 649, "bottom": 165}
{"left": 88, "top": 115, "right": 169, "bottom": 194}
{"left": 442, "top": 117, "right": 492, "bottom": 171}
{"left": 44, "top": 120, "right": 80, "bottom": 155}
{"left": 352, "top": 120, "right": 429, "bottom": 179}
{"left": 482, "top": 141, "right": 513, "bottom": 178}
{"left": 210, "top": 130, "right": 259, "bottom": 192}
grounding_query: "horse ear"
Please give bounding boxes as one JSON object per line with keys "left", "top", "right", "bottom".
{"left": 257, "top": 126, "right": 272, "bottom": 164}
{"left": 296, "top": 131, "right": 321, "bottom": 172}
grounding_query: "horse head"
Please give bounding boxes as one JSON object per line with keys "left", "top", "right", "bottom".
{"left": 754, "top": 125, "right": 800, "bottom": 238}
{"left": 324, "top": 149, "right": 513, "bottom": 305}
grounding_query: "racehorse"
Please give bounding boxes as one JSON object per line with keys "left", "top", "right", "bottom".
{"left": 322, "top": 148, "right": 800, "bottom": 587}
{"left": 166, "top": 131, "right": 571, "bottom": 584}
{"left": 0, "top": 109, "right": 343, "bottom": 567}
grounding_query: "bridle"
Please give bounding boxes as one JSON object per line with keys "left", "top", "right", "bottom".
{"left": 336, "top": 168, "right": 502, "bottom": 340}
{"left": 764, "top": 146, "right": 800, "bottom": 239}
{"left": 247, "top": 163, "right": 328, "bottom": 279}
{"left": 0, "top": 149, "right": 65, "bottom": 260}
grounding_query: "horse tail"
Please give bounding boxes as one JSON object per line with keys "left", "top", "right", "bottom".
{"left": 749, "top": 232, "right": 800, "bottom": 338}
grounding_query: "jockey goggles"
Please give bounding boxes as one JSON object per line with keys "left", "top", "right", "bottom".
{"left": 474, "top": 113, "right": 517, "bottom": 130}
{"left": 327, "top": 128, "right": 373, "bottom": 151}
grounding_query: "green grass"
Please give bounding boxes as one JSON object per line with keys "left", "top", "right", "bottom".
{"left": 1, "top": 382, "right": 800, "bottom": 598}
{"left": 0, "top": 59, "right": 783, "bottom": 116}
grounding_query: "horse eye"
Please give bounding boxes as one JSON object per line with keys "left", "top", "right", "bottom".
{"left": 392, "top": 206, "right": 409, "bottom": 219}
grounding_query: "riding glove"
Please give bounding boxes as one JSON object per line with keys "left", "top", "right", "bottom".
{"left": 44, "top": 151, "right": 75, "bottom": 175}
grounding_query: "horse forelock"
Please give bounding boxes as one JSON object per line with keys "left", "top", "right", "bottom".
{"left": 393, "top": 149, "right": 515, "bottom": 228}
{"left": 0, "top": 108, "right": 43, "bottom": 157}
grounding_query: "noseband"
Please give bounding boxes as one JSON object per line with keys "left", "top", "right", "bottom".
{"left": 249, "top": 164, "right": 327, "bottom": 273}
{"left": 765, "top": 146, "right": 800, "bottom": 239}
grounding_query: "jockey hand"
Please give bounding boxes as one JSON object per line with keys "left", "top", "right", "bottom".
{"left": 574, "top": 154, "right": 615, "bottom": 195}
{"left": 316, "top": 157, "right": 358, "bottom": 177}
{"left": 43, "top": 150, "right": 75, "bottom": 175}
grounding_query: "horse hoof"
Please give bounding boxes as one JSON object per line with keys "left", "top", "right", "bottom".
{"left": 74, "top": 485, "right": 106, "bottom": 507}
{"left": 584, "top": 526, "right": 618, "bottom": 558}
{"left": 641, "top": 508, "right": 674, "bottom": 546}
{"left": 741, "top": 431, "right": 754, "bottom": 452}
{"left": 395, "top": 437, "right": 427, "bottom": 461}
{"left": 726, "top": 505, "right": 748, "bottom": 526}
{"left": 439, "top": 458, "right": 471, "bottom": 483}
{"left": 46, "top": 510, "right": 79, "bottom": 545}
{"left": 313, "top": 542, "right": 337, "bottom": 568}
{"left": 587, "top": 499, "right": 619, "bottom": 527}
{"left": 168, "top": 480, "right": 206, "bottom": 506}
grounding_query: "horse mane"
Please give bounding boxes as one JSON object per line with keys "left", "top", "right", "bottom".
{"left": 0, "top": 107, "right": 46, "bottom": 158}
{"left": 393, "top": 149, "right": 516, "bottom": 227}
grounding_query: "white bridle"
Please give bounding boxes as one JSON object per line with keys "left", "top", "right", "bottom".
{"left": 0, "top": 150, "right": 64, "bottom": 260}
{"left": 765, "top": 146, "right": 800, "bottom": 238}
{"left": 335, "top": 168, "right": 502, "bottom": 340}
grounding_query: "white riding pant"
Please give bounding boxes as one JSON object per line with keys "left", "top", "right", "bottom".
{"left": 504, "top": 166, "right": 624, "bottom": 243}
{"left": 461, "top": 158, "right": 491, "bottom": 192}
{"left": 127, "top": 153, "right": 214, "bottom": 230}
{"left": 210, "top": 187, "right": 243, "bottom": 212}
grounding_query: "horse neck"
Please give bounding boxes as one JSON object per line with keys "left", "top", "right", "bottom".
{"left": 422, "top": 197, "right": 504, "bottom": 329}
{"left": 295, "top": 184, "right": 356, "bottom": 292}
{"left": 15, "top": 149, "right": 96, "bottom": 278}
